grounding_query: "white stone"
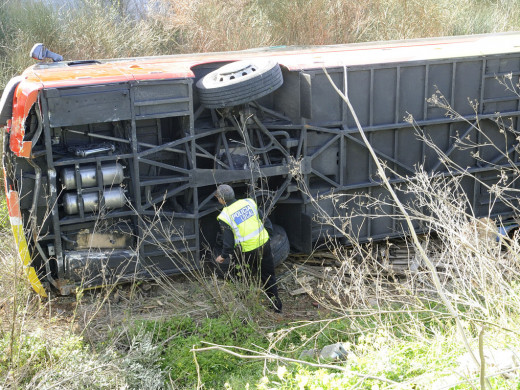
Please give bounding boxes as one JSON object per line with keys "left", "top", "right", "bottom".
{"left": 319, "top": 342, "right": 349, "bottom": 360}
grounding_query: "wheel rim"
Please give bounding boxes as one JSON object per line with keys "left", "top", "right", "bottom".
{"left": 216, "top": 62, "right": 258, "bottom": 83}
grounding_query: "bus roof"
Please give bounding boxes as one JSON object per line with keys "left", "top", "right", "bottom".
{"left": 23, "top": 32, "right": 520, "bottom": 88}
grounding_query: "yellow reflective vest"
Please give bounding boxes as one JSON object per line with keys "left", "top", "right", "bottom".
{"left": 217, "top": 198, "right": 269, "bottom": 252}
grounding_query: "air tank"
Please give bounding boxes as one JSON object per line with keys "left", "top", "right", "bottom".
{"left": 63, "top": 187, "right": 126, "bottom": 215}
{"left": 60, "top": 163, "right": 125, "bottom": 190}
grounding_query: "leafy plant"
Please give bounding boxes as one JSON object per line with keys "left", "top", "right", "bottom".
{"left": 137, "top": 316, "right": 269, "bottom": 388}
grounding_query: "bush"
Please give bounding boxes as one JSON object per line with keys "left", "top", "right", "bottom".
{"left": 4, "top": 0, "right": 520, "bottom": 91}
{"left": 24, "top": 330, "right": 165, "bottom": 389}
{"left": 138, "top": 316, "right": 269, "bottom": 388}
{"left": 0, "top": 0, "right": 176, "bottom": 89}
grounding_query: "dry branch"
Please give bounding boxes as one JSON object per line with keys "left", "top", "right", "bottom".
{"left": 191, "top": 342, "right": 397, "bottom": 385}
{"left": 323, "top": 67, "right": 487, "bottom": 382}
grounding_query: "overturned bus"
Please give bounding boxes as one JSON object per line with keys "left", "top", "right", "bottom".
{"left": 2, "top": 33, "right": 520, "bottom": 296}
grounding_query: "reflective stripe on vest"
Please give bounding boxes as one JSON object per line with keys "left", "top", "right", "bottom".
{"left": 217, "top": 198, "right": 269, "bottom": 252}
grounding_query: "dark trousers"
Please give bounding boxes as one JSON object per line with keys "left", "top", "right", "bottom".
{"left": 244, "top": 239, "right": 282, "bottom": 312}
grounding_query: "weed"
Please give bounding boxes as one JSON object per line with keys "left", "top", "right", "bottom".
{"left": 3, "top": 0, "right": 520, "bottom": 90}
{"left": 25, "top": 329, "right": 164, "bottom": 389}
{"left": 3, "top": 1, "right": 520, "bottom": 389}
{"left": 136, "top": 315, "right": 269, "bottom": 388}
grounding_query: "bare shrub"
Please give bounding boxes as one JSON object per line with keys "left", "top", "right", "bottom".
{"left": 26, "top": 329, "right": 164, "bottom": 390}
{"left": 0, "top": 1, "right": 62, "bottom": 88}
{"left": 294, "top": 143, "right": 520, "bottom": 322}
{"left": 262, "top": 74, "right": 520, "bottom": 374}
{"left": 257, "top": 0, "right": 372, "bottom": 46}
{"left": 59, "top": 0, "right": 172, "bottom": 59}
{"left": 152, "top": 0, "right": 274, "bottom": 53}
{"left": 0, "top": 0, "right": 175, "bottom": 88}
{"left": 127, "top": 199, "right": 269, "bottom": 321}
{"left": 3, "top": 0, "right": 520, "bottom": 91}
{"left": 0, "top": 229, "right": 47, "bottom": 387}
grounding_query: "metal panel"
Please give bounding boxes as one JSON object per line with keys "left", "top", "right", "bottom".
{"left": 346, "top": 70, "right": 371, "bottom": 127}
{"left": 399, "top": 66, "right": 425, "bottom": 121}
{"left": 454, "top": 61, "right": 482, "bottom": 116}
{"left": 133, "top": 80, "right": 192, "bottom": 119}
{"left": 11, "top": 37, "right": 520, "bottom": 293}
{"left": 309, "top": 71, "right": 343, "bottom": 123}
{"left": 269, "top": 54, "right": 520, "bottom": 247}
{"left": 45, "top": 84, "right": 131, "bottom": 127}
{"left": 374, "top": 67, "right": 398, "bottom": 125}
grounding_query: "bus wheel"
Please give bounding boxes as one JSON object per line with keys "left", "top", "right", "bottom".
{"left": 196, "top": 59, "right": 283, "bottom": 108}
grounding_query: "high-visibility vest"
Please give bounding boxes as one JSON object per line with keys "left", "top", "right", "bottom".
{"left": 217, "top": 198, "right": 269, "bottom": 252}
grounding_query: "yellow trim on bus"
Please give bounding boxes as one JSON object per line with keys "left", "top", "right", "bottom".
{"left": 11, "top": 222, "right": 47, "bottom": 298}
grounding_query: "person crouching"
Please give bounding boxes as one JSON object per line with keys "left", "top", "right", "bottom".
{"left": 214, "top": 184, "right": 282, "bottom": 313}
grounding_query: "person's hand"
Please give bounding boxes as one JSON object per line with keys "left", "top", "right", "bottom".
{"left": 216, "top": 255, "right": 225, "bottom": 264}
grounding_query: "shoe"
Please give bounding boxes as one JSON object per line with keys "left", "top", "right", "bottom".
{"left": 273, "top": 297, "right": 282, "bottom": 313}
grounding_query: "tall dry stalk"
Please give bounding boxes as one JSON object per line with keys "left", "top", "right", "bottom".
{"left": 311, "top": 67, "right": 520, "bottom": 381}
{"left": 152, "top": 0, "right": 274, "bottom": 53}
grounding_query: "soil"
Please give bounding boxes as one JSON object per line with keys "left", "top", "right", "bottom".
{"left": 11, "top": 257, "right": 334, "bottom": 343}
{"left": 3, "top": 242, "right": 425, "bottom": 342}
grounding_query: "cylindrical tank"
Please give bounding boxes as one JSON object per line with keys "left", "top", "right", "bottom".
{"left": 63, "top": 187, "right": 126, "bottom": 215}
{"left": 60, "top": 163, "right": 125, "bottom": 190}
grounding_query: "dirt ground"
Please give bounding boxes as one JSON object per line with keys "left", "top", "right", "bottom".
{"left": 8, "top": 257, "right": 332, "bottom": 344}
{"left": 3, "top": 241, "right": 426, "bottom": 343}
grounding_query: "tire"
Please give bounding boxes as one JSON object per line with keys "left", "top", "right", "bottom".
{"left": 270, "top": 224, "right": 290, "bottom": 267}
{"left": 196, "top": 60, "right": 283, "bottom": 108}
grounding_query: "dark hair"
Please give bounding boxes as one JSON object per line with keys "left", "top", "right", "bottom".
{"left": 215, "top": 184, "right": 235, "bottom": 202}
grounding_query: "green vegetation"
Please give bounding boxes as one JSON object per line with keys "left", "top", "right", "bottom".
{"left": 125, "top": 306, "right": 520, "bottom": 389}
{"left": 0, "top": 327, "right": 165, "bottom": 389}
{"left": 137, "top": 316, "right": 269, "bottom": 388}
{"left": 2, "top": 0, "right": 520, "bottom": 389}
{"left": 0, "top": 0, "right": 173, "bottom": 88}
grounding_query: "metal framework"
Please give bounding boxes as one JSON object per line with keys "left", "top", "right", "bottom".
{"left": 3, "top": 34, "right": 520, "bottom": 294}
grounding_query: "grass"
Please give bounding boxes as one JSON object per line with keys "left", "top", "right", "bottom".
{"left": 252, "top": 324, "right": 518, "bottom": 389}
{"left": 2, "top": 0, "right": 520, "bottom": 388}
{"left": 2, "top": 178, "right": 520, "bottom": 388}
{"left": 2, "top": 0, "right": 520, "bottom": 89}
{"left": 1, "top": 327, "right": 165, "bottom": 389}
{"left": 123, "top": 300, "right": 520, "bottom": 389}
{"left": 136, "top": 316, "right": 269, "bottom": 388}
